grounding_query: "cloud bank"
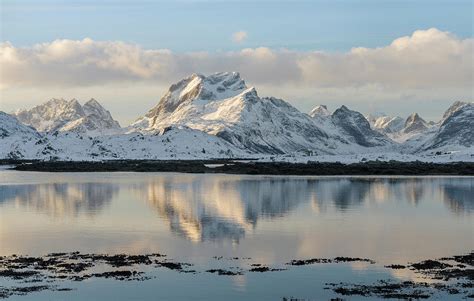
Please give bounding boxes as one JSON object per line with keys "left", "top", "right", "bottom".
{"left": 1, "top": 28, "right": 472, "bottom": 90}
{"left": 1, "top": 28, "right": 472, "bottom": 121}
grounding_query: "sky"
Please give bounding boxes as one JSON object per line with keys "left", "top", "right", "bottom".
{"left": 0, "top": 0, "right": 473, "bottom": 125}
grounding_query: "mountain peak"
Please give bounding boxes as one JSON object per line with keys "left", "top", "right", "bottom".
{"left": 309, "top": 105, "right": 331, "bottom": 119}
{"left": 405, "top": 113, "right": 425, "bottom": 124}
{"left": 403, "top": 112, "right": 428, "bottom": 134}
{"left": 332, "top": 105, "right": 390, "bottom": 147}
{"left": 12, "top": 98, "right": 120, "bottom": 134}
{"left": 143, "top": 72, "right": 248, "bottom": 124}
{"left": 84, "top": 98, "right": 101, "bottom": 106}
{"left": 442, "top": 101, "right": 469, "bottom": 120}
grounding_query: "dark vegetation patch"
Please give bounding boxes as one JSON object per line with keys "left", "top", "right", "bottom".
{"left": 7, "top": 159, "right": 474, "bottom": 175}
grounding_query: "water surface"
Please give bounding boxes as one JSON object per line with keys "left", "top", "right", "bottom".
{"left": 0, "top": 171, "right": 473, "bottom": 300}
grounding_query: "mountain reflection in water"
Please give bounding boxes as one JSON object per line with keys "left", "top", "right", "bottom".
{"left": 0, "top": 175, "right": 472, "bottom": 242}
{"left": 0, "top": 182, "right": 118, "bottom": 218}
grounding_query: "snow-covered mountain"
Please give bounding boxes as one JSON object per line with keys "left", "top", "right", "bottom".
{"left": 0, "top": 112, "right": 41, "bottom": 159}
{"left": 308, "top": 105, "right": 331, "bottom": 119}
{"left": 402, "top": 113, "right": 429, "bottom": 134}
{"left": 330, "top": 105, "right": 394, "bottom": 147}
{"left": 133, "top": 72, "right": 347, "bottom": 154}
{"left": 132, "top": 72, "right": 399, "bottom": 155}
{"left": 366, "top": 112, "right": 388, "bottom": 127}
{"left": 419, "top": 101, "right": 473, "bottom": 152}
{"left": 14, "top": 98, "right": 121, "bottom": 136}
{"left": 1, "top": 72, "right": 473, "bottom": 162}
{"left": 0, "top": 116, "right": 245, "bottom": 160}
{"left": 308, "top": 104, "right": 394, "bottom": 149}
{"left": 371, "top": 116, "right": 405, "bottom": 134}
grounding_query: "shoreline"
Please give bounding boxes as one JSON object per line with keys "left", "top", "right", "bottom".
{"left": 2, "top": 159, "right": 474, "bottom": 175}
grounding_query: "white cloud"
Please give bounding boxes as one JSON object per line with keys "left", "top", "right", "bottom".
{"left": 232, "top": 31, "right": 248, "bottom": 43}
{"left": 0, "top": 28, "right": 472, "bottom": 121}
{"left": 1, "top": 28, "right": 471, "bottom": 90}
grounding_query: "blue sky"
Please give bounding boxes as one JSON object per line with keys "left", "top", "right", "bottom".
{"left": 1, "top": 0, "right": 473, "bottom": 123}
{"left": 2, "top": 0, "right": 472, "bottom": 52}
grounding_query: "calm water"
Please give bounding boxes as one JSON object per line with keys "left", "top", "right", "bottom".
{"left": 0, "top": 170, "right": 473, "bottom": 300}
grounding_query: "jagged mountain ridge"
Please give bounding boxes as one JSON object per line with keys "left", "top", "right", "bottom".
{"left": 403, "top": 113, "right": 429, "bottom": 134}
{"left": 0, "top": 112, "right": 42, "bottom": 159}
{"left": 13, "top": 98, "right": 121, "bottom": 136}
{"left": 420, "top": 101, "right": 473, "bottom": 151}
{"left": 1, "top": 72, "right": 473, "bottom": 160}
{"left": 132, "top": 72, "right": 396, "bottom": 154}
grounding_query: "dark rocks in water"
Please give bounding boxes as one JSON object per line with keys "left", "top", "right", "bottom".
{"left": 440, "top": 252, "right": 474, "bottom": 266}
{"left": 327, "top": 280, "right": 432, "bottom": 299}
{"left": 156, "top": 262, "right": 183, "bottom": 270}
{"left": 333, "top": 257, "right": 375, "bottom": 264}
{"left": 72, "top": 254, "right": 155, "bottom": 267}
{"left": 287, "top": 257, "right": 374, "bottom": 266}
{"left": 287, "top": 258, "right": 332, "bottom": 266}
{"left": 410, "top": 259, "right": 452, "bottom": 270}
{"left": 429, "top": 268, "right": 474, "bottom": 281}
{"left": 0, "top": 285, "right": 53, "bottom": 299}
{"left": 1, "top": 250, "right": 473, "bottom": 299}
{"left": 0, "top": 269, "right": 40, "bottom": 280}
{"left": 206, "top": 269, "right": 242, "bottom": 276}
{"left": 249, "top": 266, "right": 285, "bottom": 272}
{"left": 88, "top": 270, "right": 147, "bottom": 281}
{"left": 384, "top": 264, "right": 406, "bottom": 269}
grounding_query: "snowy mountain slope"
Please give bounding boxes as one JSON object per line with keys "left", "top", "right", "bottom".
{"left": 38, "top": 126, "right": 246, "bottom": 161}
{"left": 2, "top": 71, "right": 472, "bottom": 161}
{"left": 308, "top": 105, "right": 331, "bottom": 119}
{"left": 13, "top": 98, "right": 121, "bottom": 136}
{"left": 402, "top": 113, "right": 429, "bottom": 134}
{"left": 0, "top": 111, "right": 42, "bottom": 159}
{"left": 366, "top": 112, "right": 388, "bottom": 127}
{"left": 133, "top": 72, "right": 399, "bottom": 155}
{"left": 132, "top": 72, "right": 349, "bottom": 154}
{"left": 372, "top": 116, "right": 405, "bottom": 134}
{"left": 1, "top": 116, "right": 246, "bottom": 161}
{"left": 330, "top": 106, "right": 394, "bottom": 148}
{"left": 366, "top": 111, "right": 435, "bottom": 144}
{"left": 136, "top": 72, "right": 247, "bottom": 128}
{"left": 419, "top": 101, "right": 473, "bottom": 152}
{"left": 14, "top": 98, "right": 84, "bottom": 132}
{"left": 383, "top": 113, "right": 432, "bottom": 143}
{"left": 308, "top": 104, "right": 395, "bottom": 149}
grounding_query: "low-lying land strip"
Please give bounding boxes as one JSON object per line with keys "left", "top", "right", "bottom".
{"left": 3, "top": 160, "right": 474, "bottom": 175}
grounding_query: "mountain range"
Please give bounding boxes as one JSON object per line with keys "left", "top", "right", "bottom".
{"left": 1, "top": 72, "right": 473, "bottom": 161}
